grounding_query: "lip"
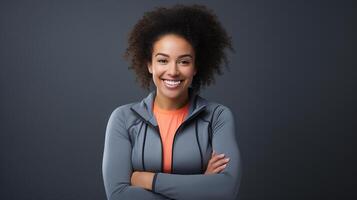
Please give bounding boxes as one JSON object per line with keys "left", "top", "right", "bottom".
{"left": 162, "top": 79, "right": 183, "bottom": 81}
{"left": 162, "top": 79, "right": 182, "bottom": 89}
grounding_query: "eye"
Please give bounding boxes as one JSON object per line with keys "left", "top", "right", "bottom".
{"left": 178, "top": 60, "right": 191, "bottom": 65}
{"left": 157, "top": 59, "right": 168, "bottom": 64}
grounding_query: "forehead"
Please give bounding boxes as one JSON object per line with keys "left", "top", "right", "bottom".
{"left": 152, "top": 34, "right": 194, "bottom": 56}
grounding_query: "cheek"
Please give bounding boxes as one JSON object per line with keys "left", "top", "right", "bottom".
{"left": 184, "top": 69, "right": 196, "bottom": 79}
{"left": 151, "top": 67, "right": 164, "bottom": 80}
{"left": 151, "top": 73, "right": 161, "bottom": 86}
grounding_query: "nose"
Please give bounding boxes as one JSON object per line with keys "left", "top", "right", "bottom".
{"left": 167, "top": 62, "right": 179, "bottom": 76}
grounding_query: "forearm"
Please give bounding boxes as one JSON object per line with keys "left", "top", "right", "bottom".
{"left": 131, "top": 167, "right": 240, "bottom": 200}
{"left": 152, "top": 171, "right": 240, "bottom": 200}
{"left": 131, "top": 171, "right": 155, "bottom": 191}
{"left": 130, "top": 171, "right": 239, "bottom": 200}
{"left": 104, "top": 162, "right": 170, "bottom": 200}
{"left": 107, "top": 184, "right": 170, "bottom": 200}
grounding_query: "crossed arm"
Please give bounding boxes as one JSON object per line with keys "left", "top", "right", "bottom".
{"left": 102, "top": 106, "right": 241, "bottom": 200}
{"left": 130, "top": 150, "right": 231, "bottom": 190}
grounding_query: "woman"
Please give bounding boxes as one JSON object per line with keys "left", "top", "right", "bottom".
{"left": 102, "top": 4, "right": 241, "bottom": 200}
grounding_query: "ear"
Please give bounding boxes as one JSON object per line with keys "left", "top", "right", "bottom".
{"left": 147, "top": 62, "right": 152, "bottom": 74}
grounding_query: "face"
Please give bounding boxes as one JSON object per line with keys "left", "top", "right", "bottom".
{"left": 148, "top": 34, "right": 196, "bottom": 101}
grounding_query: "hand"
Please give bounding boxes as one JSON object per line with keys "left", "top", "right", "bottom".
{"left": 204, "top": 150, "right": 230, "bottom": 175}
{"left": 131, "top": 171, "right": 155, "bottom": 190}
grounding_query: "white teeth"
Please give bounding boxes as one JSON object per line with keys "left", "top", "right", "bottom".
{"left": 163, "top": 79, "right": 182, "bottom": 88}
{"left": 164, "top": 80, "right": 181, "bottom": 85}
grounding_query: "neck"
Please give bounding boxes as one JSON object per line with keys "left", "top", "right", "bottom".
{"left": 154, "top": 89, "right": 190, "bottom": 110}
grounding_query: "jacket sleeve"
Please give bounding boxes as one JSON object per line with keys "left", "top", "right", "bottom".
{"left": 152, "top": 105, "right": 242, "bottom": 200}
{"left": 102, "top": 106, "right": 170, "bottom": 200}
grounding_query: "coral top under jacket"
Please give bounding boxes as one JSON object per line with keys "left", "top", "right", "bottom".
{"left": 102, "top": 88, "right": 242, "bottom": 200}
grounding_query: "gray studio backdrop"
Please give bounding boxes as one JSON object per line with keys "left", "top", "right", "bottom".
{"left": 0, "top": 0, "right": 355, "bottom": 199}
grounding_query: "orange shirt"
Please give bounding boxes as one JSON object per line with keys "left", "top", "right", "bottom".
{"left": 153, "top": 101, "right": 190, "bottom": 173}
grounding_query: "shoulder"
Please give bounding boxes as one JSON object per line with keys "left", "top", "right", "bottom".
{"left": 208, "top": 103, "right": 234, "bottom": 120}
{"left": 107, "top": 102, "right": 139, "bottom": 128}
{"left": 197, "top": 97, "right": 235, "bottom": 123}
{"left": 201, "top": 101, "right": 237, "bottom": 133}
{"left": 109, "top": 102, "right": 136, "bottom": 117}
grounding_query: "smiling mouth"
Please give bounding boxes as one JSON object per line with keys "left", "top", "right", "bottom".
{"left": 162, "top": 79, "right": 183, "bottom": 88}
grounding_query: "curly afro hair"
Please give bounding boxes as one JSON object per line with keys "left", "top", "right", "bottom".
{"left": 124, "top": 4, "right": 234, "bottom": 93}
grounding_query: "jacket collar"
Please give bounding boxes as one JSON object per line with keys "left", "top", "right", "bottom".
{"left": 130, "top": 88, "right": 208, "bottom": 127}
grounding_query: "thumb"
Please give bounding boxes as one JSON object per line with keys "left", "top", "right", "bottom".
{"left": 212, "top": 150, "right": 216, "bottom": 156}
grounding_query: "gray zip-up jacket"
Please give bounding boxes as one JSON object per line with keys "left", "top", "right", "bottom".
{"left": 102, "top": 89, "right": 242, "bottom": 200}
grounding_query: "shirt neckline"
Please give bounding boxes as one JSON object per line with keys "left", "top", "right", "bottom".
{"left": 153, "top": 100, "right": 190, "bottom": 115}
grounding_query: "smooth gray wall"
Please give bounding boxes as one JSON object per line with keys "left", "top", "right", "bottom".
{"left": 0, "top": 0, "right": 355, "bottom": 199}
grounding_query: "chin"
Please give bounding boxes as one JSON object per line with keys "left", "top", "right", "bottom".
{"left": 159, "top": 86, "right": 187, "bottom": 99}
{"left": 161, "top": 90, "right": 183, "bottom": 99}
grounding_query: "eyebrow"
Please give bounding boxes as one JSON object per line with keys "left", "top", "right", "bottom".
{"left": 155, "top": 53, "right": 193, "bottom": 59}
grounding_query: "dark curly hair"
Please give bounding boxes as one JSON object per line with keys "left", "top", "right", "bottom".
{"left": 124, "top": 4, "right": 234, "bottom": 93}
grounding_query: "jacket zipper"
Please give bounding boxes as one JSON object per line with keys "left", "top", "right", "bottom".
{"left": 154, "top": 125, "right": 164, "bottom": 172}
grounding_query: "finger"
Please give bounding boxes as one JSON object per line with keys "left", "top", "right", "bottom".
{"left": 213, "top": 164, "right": 227, "bottom": 173}
{"left": 210, "top": 150, "right": 218, "bottom": 160}
{"left": 208, "top": 157, "right": 226, "bottom": 169}
{"left": 212, "top": 157, "right": 230, "bottom": 168}
{"left": 212, "top": 150, "right": 216, "bottom": 157}
{"left": 210, "top": 153, "right": 226, "bottom": 163}
{"left": 205, "top": 159, "right": 227, "bottom": 174}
